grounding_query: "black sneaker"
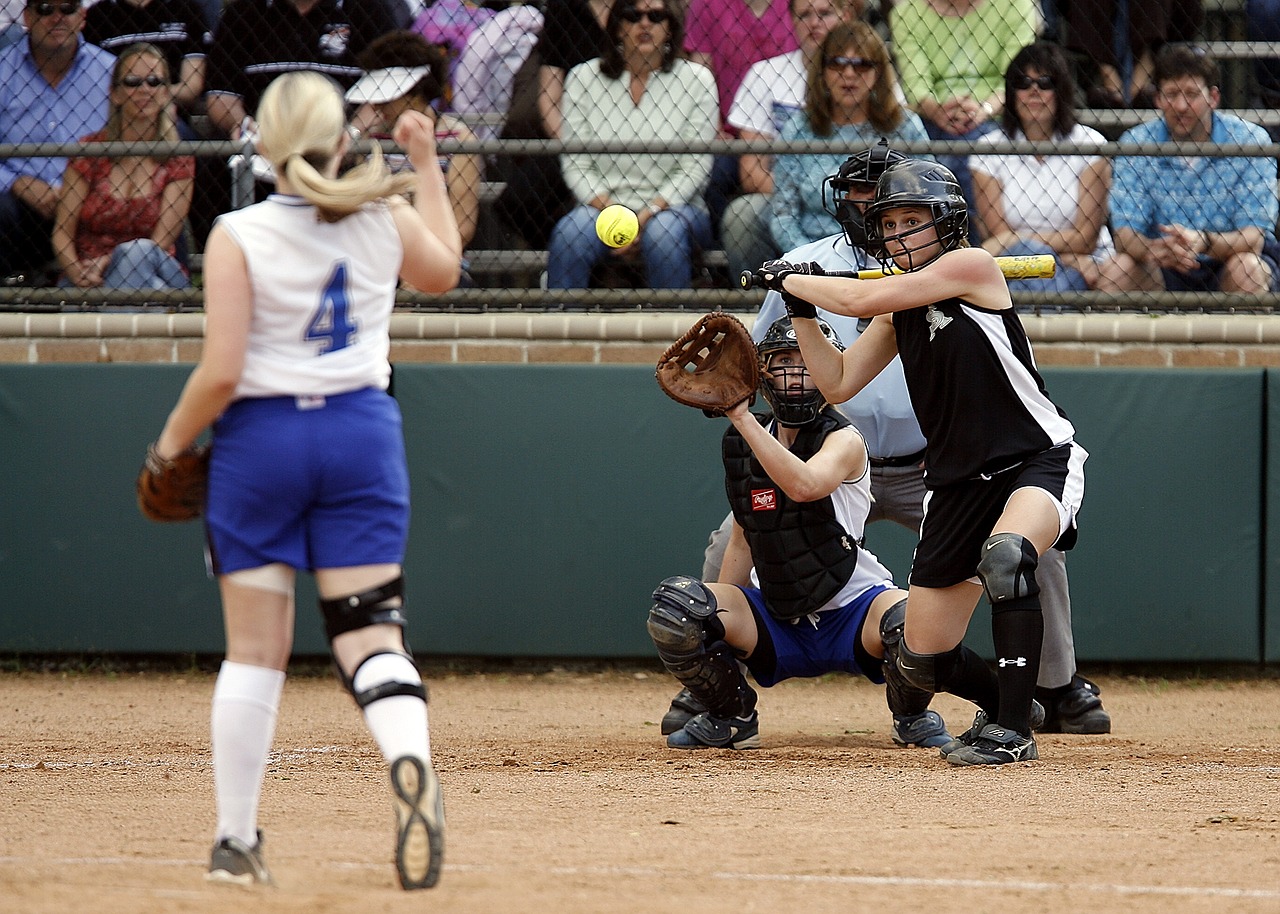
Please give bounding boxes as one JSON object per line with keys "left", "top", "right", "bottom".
{"left": 891, "top": 710, "right": 952, "bottom": 748}
{"left": 390, "top": 755, "right": 445, "bottom": 890}
{"left": 660, "top": 687, "right": 707, "bottom": 735}
{"left": 945, "top": 724, "right": 1039, "bottom": 766}
{"left": 206, "top": 830, "right": 273, "bottom": 886}
{"left": 937, "top": 701, "right": 1044, "bottom": 758}
{"left": 1037, "top": 675, "right": 1111, "bottom": 734}
{"left": 666, "top": 710, "right": 760, "bottom": 750}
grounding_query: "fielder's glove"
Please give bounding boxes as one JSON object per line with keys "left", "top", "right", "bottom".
{"left": 655, "top": 311, "right": 760, "bottom": 418}
{"left": 136, "top": 441, "right": 210, "bottom": 522}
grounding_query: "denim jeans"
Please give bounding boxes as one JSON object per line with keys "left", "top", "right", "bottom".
{"left": 59, "top": 239, "right": 190, "bottom": 291}
{"left": 547, "top": 204, "right": 713, "bottom": 289}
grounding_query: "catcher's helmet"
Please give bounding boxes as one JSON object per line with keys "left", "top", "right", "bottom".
{"left": 757, "top": 315, "right": 845, "bottom": 427}
{"left": 863, "top": 159, "right": 969, "bottom": 271}
{"left": 822, "top": 139, "right": 909, "bottom": 249}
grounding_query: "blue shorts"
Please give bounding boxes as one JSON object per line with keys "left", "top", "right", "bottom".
{"left": 205, "top": 387, "right": 410, "bottom": 574}
{"left": 741, "top": 583, "right": 893, "bottom": 687}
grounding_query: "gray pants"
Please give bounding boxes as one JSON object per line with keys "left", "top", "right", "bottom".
{"left": 701, "top": 463, "right": 1078, "bottom": 690}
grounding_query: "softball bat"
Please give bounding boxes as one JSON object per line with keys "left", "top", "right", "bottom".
{"left": 738, "top": 253, "right": 1057, "bottom": 290}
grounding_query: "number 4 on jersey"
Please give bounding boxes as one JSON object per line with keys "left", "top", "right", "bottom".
{"left": 305, "top": 262, "right": 359, "bottom": 354}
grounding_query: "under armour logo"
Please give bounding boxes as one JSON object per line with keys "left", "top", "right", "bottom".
{"left": 925, "top": 305, "right": 952, "bottom": 341}
{"left": 997, "top": 657, "right": 1027, "bottom": 667}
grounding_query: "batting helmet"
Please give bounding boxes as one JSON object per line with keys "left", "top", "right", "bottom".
{"left": 822, "top": 140, "right": 909, "bottom": 249}
{"left": 757, "top": 315, "right": 845, "bottom": 427}
{"left": 862, "top": 159, "right": 969, "bottom": 271}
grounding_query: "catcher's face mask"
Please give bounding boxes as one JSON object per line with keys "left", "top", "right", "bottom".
{"left": 761, "top": 349, "right": 826, "bottom": 428}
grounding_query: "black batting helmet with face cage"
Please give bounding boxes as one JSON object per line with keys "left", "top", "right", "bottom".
{"left": 822, "top": 139, "right": 909, "bottom": 249}
{"left": 756, "top": 315, "right": 845, "bottom": 427}
{"left": 862, "top": 159, "right": 969, "bottom": 271}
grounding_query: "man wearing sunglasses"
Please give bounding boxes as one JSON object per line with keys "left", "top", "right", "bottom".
{"left": 0, "top": 0, "right": 113, "bottom": 283}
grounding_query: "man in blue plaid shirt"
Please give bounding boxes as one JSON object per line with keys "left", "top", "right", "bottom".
{"left": 1097, "top": 45, "right": 1280, "bottom": 294}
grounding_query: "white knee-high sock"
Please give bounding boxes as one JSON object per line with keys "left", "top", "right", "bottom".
{"left": 211, "top": 661, "right": 286, "bottom": 846}
{"left": 351, "top": 653, "right": 432, "bottom": 765}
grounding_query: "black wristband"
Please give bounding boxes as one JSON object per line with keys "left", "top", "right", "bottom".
{"left": 783, "top": 293, "right": 817, "bottom": 319}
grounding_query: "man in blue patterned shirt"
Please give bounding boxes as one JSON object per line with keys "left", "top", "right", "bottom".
{"left": 1098, "top": 45, "right": 1279, "bottom": 294}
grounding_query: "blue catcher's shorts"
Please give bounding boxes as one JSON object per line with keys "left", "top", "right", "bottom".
{"left": 742, "top": 583, "right": 894, "bottom": 687}
{"left": 205, "top": 387, "right": 410, "bottom": 574}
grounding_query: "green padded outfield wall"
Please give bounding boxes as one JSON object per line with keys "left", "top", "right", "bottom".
{"left": 0, "top": 364, "right": 1267, "bottom": 661}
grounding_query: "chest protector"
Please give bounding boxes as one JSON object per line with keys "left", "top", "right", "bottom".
{"left": 723, "top": 408, "right": 860, "bottom": 621}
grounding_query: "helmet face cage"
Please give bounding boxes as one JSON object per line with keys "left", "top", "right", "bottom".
{"left": 756, "top": 316, "right": 845, "bottom": 427}
{"left": 863, "top": 160, "right": 969, "bottom": 271}
{"left": 822, "top": 141, "right": 908, "bottom": 249}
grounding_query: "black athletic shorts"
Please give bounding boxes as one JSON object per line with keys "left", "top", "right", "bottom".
{"left": 909, "top": 444, "right": 1084, "bottom": 589}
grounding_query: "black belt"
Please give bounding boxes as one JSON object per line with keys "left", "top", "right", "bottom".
{"left": 870, "top": 448, "right": 926, "bottom": 468}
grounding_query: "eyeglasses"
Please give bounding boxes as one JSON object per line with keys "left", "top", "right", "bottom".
{"left": 30, "top": 1, "right": 80, "bottom": 15}
{"left": 120, "top": 74, "right": 166, "bottom": 88}
{"left": 825, "top": 56, "right": 876, "bottom": 72}
{"left": 620, "top": 7, "right": 669, "bottom": 24}
{"left": 1014, "top": 74, "right": 1055, "bottom": 91}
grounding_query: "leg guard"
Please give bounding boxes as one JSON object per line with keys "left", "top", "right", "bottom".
{"left": 346, "top": 650, "right": 428, "bottom": 709}
{"left": 896, "top": 640, "right": 964, "bottom": 694}
{"left": 977, "top": 534, "right": 1040, "bottom": 612}
{"left": 319, "top": 575, "right": 408, "bottom": 641}
{"left": 877, "top": 598, "right": 933, "bottom": 717}
{"left": 646, "top": 576, "right": 755, "bottom": 719}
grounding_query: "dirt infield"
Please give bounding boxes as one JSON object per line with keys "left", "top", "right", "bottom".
{"left": 1, "top": 664, "right": 1277, "bottom": 914}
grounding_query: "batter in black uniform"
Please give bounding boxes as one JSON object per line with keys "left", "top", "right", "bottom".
{"left": 758, "top": 159, "right": 1088, "bottom": 766}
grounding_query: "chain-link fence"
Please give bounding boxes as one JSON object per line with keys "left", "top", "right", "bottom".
{"left": 1, "top": 0, "right": 1278, "bottom": 312}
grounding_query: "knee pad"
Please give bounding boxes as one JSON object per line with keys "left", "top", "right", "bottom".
{"left": 877, "top": 596, "right": 908, "bottom": 656}
{"left": 319, "top": 575, "right": 407, "bottom": 641}
{"left": 897, "top": 640, "right": 962, "bottom": 693}
{"left": 345, "top": 650, "right": 427, "bottom": 709}
{"left": 977, "top": 534, "right": 1040, "bottom": 611}
{"left": 647, "top": 575, "right": 718, "bottom": 657}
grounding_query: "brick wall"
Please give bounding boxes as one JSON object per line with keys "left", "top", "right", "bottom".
{"left": 3, "top": 312, "right": 1280, "bottom": 366}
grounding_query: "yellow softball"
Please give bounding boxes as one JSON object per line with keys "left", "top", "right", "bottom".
{"left": 595, "top": 204, "right": 640, "bottom": 248}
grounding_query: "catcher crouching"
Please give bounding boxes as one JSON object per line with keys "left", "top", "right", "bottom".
{"left": 649, "top": 314, "right": 952, "bottom": 750}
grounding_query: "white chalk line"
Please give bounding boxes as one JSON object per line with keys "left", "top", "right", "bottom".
{"left": 0, "top": 857, "right": 1274, "bottom": 900}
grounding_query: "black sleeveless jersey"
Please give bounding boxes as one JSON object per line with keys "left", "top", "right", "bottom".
{"left": 892, "top": 298, "right": 1075, "bottom": 486}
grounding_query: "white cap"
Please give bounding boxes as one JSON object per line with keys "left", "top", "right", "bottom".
{"left": 345, "top": 66, "right": 432, "bottom": 105}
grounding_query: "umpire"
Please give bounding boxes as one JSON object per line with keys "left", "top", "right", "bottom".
{"left": 694, "top": 142, "right": 1110, "bottom": 735}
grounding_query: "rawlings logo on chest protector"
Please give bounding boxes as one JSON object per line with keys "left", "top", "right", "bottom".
{"left": 751, "top": 489, "right": 778, "bottom": 511}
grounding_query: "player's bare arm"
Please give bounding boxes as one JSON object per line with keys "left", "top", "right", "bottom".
{"left": 792, "top": 310, "right": 896, "bottom": 406}
{"left": 726, "top": 399, "right": 866, "bottom": 502}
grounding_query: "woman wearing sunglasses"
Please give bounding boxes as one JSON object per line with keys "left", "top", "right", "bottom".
{"left": 969, "top": 41, "right": 1113, "bottom": 295}
{"left": 769, "top": 21, "right": 924, "bottom": 256}
{"left": 548, "top": 0, "right": 718, "bottom": 289}
{"left": 52, "top": 42, "right": 194, "bottom": 293}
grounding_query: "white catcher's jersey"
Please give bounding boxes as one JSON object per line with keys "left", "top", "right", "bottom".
{"left": 216, "top": 194, "right": 403, "bottom": 399}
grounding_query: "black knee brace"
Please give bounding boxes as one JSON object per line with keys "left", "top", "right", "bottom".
{"left": 877, "top": 598, "right": 932, "bottom": 716}
{"left": 319, "top": 575, "right": 408, "bottom": 641}
{"left": 646, "top": 575, "right": 754, "bottom": 719}
{"left": 344, "top": 650, "right": 428, "bottom": 709}
{"left": 977, "top": 534, "right": 1040, "bottom": 613}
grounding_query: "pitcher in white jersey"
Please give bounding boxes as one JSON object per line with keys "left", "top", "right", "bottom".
{"left": 762, "top": 159, "right": 1088, "bottom": 767}
{"left": 647, "top": 315, "right": 952, "bottom": 752}
{"left": 148, "top": 71, "right": 461, "bottom": 889}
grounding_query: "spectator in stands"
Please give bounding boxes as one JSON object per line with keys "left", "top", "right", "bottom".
{"left": 348, "top": 31, "right": 482, "bottom": 249}
{"left": 1097, "top": 45, "right": 1279, "bottom": 294}
{"left": 683, "top": 0, "right": 801, "bottom": 237}
{"left": 53, "top": 43, "right": 194, "bottom": 290}
{"left": 548, "top": 0, "right": 718, "bottom": 289}
{"left": 0, "top": 0, "right": 114, "bottom": 283}
{"left": 84, "top": 0, "right": 208, "bottom": 124}
{"left": 721, "top": 0, "right": 852, "bottom": 280}
{"left": 1247, "top": 0, "right": 1280, "bottom": 113}
{"left": 890, "top": 0, "right": 1037, "bottom": 241}
{"left": 970, "top": 41, "right": 1113, "bottom": 294}
{"left": 1063, "top": 0, "right": 1203, "bottom": 108}
{"left": 451, "top": 1, "right": 543, "bottom": 143}
{"left": 770, "top": 21, "right": 925, "bottom": 255}
{"left": 411, "top": 0, "right": 492, "bottom": 88}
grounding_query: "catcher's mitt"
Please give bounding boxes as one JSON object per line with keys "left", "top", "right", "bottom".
{"left": 136, "top": 441, "right": 210, "bottom": 523}
{"left": 655, "top": 311, "right": 760, "bottom": 416}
